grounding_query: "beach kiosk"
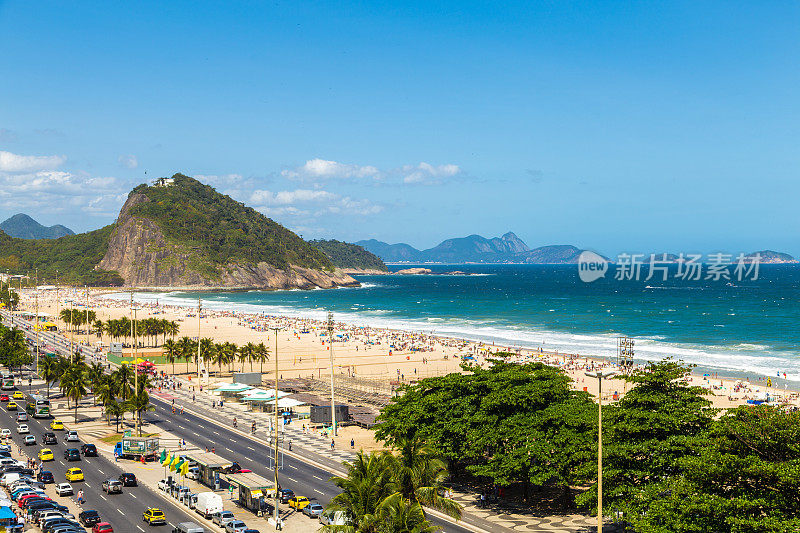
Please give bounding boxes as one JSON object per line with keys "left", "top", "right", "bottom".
{"left": 223, "top": 472, "right": 276, "bottom": 516}
{"left": 183, "top": 451, "right": 233, "bottom": 490}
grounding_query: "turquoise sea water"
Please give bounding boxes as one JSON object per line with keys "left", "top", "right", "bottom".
{"left": 122, "top": 264, "right": 800, "bottom": 382}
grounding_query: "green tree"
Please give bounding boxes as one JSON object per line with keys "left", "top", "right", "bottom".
{"left": 106, "top": 399, "right": 124, "bottom": 433}
{"left": 39, "top": 356, "right": 58, "bottom": 399}
{"left": 376, "top": 493, "right": 437, "bottom": 533}
{"left": 87, "top": 362, "right": 105, "bottom": 406}
{"left": 126, "top": 378, "right": 154, "bottom": 436}
{"left": 61, "top": 364, "right": 89, "bottom": 423}
{"left": 163, "top": 339, "right": 179, "bottom": 376}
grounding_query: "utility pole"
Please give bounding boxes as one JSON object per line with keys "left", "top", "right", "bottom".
{"left": 270, "top": 326, "right": 281, "bottom": 529}
{"left": 327, "top": 312, "right": 337, "bottom": 437}
{"left": 55, "top": 270, "right": 59, "bottom": 320}
{"left": 197, "top": 298, "right": 202, "bottom": 382}
{"left": 130, "top": 291, "right": 141, "bottom": 436}
{"left": 85, "top": 285, "right": 89, "bottom": 348}
{"left": 585, "top": 369, "right": 616, "bottom": 533}
{"left": 35, "top": 269, "right": 39, "bottom": 373}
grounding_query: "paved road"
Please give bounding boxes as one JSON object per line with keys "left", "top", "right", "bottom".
{"left": 0, "top": 393, "right": 209, "bottom": 533}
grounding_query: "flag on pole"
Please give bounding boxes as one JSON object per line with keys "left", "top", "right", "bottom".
{"left": 180, "top": 461, "right": 189, "bottom": 476}
{"left": 162, "top": 452, "right": 172, "bottom": 466}
{"left": 170, "top": 455, "right": 180, "bottom": 471}
{"left": 175, "top": 458, "right": 185, "bottom": 473}
{"left": 159, "top": 449, "right": 167, "bottom": 464}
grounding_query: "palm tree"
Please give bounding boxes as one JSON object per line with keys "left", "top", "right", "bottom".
{"left": 126, "top": 379, "right": 154, "bottom": 436}
{"left": 325, "top": 451, "right": 398, "bottom": 533}
{"left": 113, "top": 364, "right": 134, "bottom": 402}
{"left": 177, "top": 337, "right": 195, "bottom": 375}
{"left": 96, "top": 379, "right": 117, "bottom": 424}
{"left": 87, "top": 362, "right": 105, "bottom": 406}
{"left": 39, "top": 357, "right": 58, "bottom": 399}
{"left": 255, "top": 342, "right": 269, "bottom": 375}
{"left": 199, "top": 338, "right": 214, "bottom": 375}
{"left": 239, "top": 342, "right": 256, "bottom": 373}
{"left": 106, "top": 399, "right": 124, "bottom": 432}
{"left": 376, "top": 493, "right": 437, "bottom": 533}
{"left": 388, "top": 436, "right": 462, "bottom": 520}
{"left": 62, "top": 365, "right": 89, "bottom": 423}
{"left": 163, "top": 339, "right": 179, "bottom": 376}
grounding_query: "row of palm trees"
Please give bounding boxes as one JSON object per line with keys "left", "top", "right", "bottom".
{"left": 58, "top": 311, "right": 180, "bottom": 348}
{"left": 162, "top": 338, "right": 270, "bottom": 376}
{"left": 39, "top": 355, "right": 152, "bottom": 435}
{"left": 324, "top": 436, "right": 462, "bottom": 533}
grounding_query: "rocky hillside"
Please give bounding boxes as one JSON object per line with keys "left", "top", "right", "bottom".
{"left": 97, "top": 175, "right": 358, "bottom": 289}
{"left": 309, "top": 239, "right": 388, "bottom": 272}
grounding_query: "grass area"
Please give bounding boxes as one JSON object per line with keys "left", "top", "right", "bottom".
{"left": 106, "top": 353, "right": 169, "bottom": 365}
{"left": 99, "top": 432, "right": 159, "bottom": 444}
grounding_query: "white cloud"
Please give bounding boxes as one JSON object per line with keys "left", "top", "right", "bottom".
{"left": 401, "top": 162, "right": 461, "bottom": 184}
{"left": 0, "top": 150, "right": 66, "bottom": 172}
{"left": 249, "top": 188, "right": 382, "bottom": 218}
{"left": 118, "top": 154, "right": 139, "bottom": 169}
{"left": 281, "top": 158, "right": 381, "bottom": 181}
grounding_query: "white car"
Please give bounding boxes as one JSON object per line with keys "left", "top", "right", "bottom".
{"left": 65, "top": 430, "right": 79, "bottom": 442}
{"left": 157, "top": 479, "right": 170, "bottom": 491}
{"left": 0, "top": 429, "right": 10, "bottom": 438}
{"left": 16, "top": 424, "right": 29, "bottom": 434}
{"left": 55, "top": 482, "right": 74, "bottom": 496}
{"left": 23, "top": 435, "right": 36, "bottom": 446}
{"left": 186, "top": 467, "right": 200, "bottom": 480}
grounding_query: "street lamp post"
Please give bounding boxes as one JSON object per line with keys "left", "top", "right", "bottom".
{"left": 585, "top": 369, "right": 616, "bottom": 533}
{"left": 270, "top": 326, "right": 281, "bottom": 529}
{"left": 65, "top": 299, "right": 74, "bottom": 362}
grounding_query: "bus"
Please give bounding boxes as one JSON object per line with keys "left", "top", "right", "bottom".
{"left": 0, "top": 373, "right": 13, "bottom": 391}
{"left": 26, "top": 395, "right": 50, "bottom": 418}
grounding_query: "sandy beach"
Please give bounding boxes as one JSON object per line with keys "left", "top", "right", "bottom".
{"left": 17, "top": 287, "right": 800, "bottom": 423}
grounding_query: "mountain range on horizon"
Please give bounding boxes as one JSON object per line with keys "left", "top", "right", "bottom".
{"left": 357, "top": 234, "right": 799, "bottom": 265}
{"left": 0, "top": 213, "right": 75, "bottom": 240}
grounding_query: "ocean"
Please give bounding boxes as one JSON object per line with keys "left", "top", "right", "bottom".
{"left": 120, "top": 264, "right": 800, "bottom": 383}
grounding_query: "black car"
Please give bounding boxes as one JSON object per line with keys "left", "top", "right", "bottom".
{"left": 80, "top": 443, "right": 98, "bottom": 457}
{"left": 118, "top": 472, "right": 137, "bottom": 487}
{"left": 79, "top": 510, "right": 101, "bottom": 527}
{"left": 63, "top": 449, "right": 81, "bottom": 461}
{"left": 224, "top": 461, "right": 245, "bottom": 474}
{"left": 43, "top": 432, "right": 57, "bottom": 445}
{"left": 278, "top": 488, "right": 295, "bottom": 504}
{"left": 37, "top": 470, "right": 55, "bottom": 483}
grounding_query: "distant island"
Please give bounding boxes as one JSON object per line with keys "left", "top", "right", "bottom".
{"left": 0, "top": 213, "right": 74, "bottom": 239}
{"left": 358, "top": 234, "right": 798, "bottom": 265}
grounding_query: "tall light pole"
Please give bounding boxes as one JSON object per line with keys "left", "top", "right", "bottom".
{"left": 85, "top": 285, "right": 89, "bottom": 348}
{"left": 270, "top": 326, "right": 281, "bottom": 529}
{"left": 197, "top": 298, "right": 202, "bottom": 382}
{"left": 326, "top": 311, "right": 337, "bottom": 437}
{"left": 34, "top": 269, "right": 39, "bottom": 373}
{"left": 585, "top": 369, "right": 616, "bottom": 533}
{"left": 65, "top": 299, "right": 74, "bottom": 362}
{"left": 130, "top": 292, "right": 142, "bottom": 436}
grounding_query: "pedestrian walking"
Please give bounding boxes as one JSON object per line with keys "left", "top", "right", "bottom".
{"left": 331, "top": 439, "right": 335, "bottom": 450}
{"left": 350, "top": 438, "right": 355, "bottom": 449}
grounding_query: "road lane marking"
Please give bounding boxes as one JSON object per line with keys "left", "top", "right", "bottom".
{"left": 97, "top": 469, "right": 104, "bottom": 474}
{"left": 117, "top": 509, "right": 124, "bottom": 515}
{"left": 137, "top": 526, "right": 144, "bottom": 532}
{"left": 100, "top": 495, "right": 107, "bottom": 500}
{"left": 313, "top": 475, "right": 325, "bottom": 481}
{"left": 285, "top": 476, "right": 296, "bottom": 482}
{"left": 247, "top": 446, "right": 255, "bottom": 451}
{"left": 314, "top": 489, "right": 323, "bottom": 494}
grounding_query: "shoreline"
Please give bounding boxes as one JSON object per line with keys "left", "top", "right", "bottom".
{"left": 14, "top": 286, "right": 800, "bottom": 411}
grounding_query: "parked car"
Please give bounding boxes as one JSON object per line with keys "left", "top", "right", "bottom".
{"left": 37, "top": 471, "right": 55, "bottom": 484}
{"left": 278, "top": 489, "right": 294, "bottom": 504}
{"left": 119, "top": 472, "right": 137, "bottom": 486}
{"left": 143, "top": 508, "right": 166, "bottom": 526}
{"left": 55, "top": 483, "right": 73, "bottom": 496}
{"left": 0, "top": 429, "right": 10, "bottom": 437}
{"left": 92, "top": 522, "right": 114, "bottom": 533}
{"left": 157, "top": 479, "right": 172, "bottom": 492}
{"left": 211, "top": 511, "right": 235, "bottom": 526}
{"left": 224, "top": 521, "right": 247, "bottom": 533}
{"left": 302, "top": 504, "right": 324, "bottom": 518}
{"left": 186, "top": 467, "right": 200, "bottom": 480}
{"left": 102, "top": 479, "right": 123, "bottom": 494}
{"left": 319, "top": 510, "right": 348, "bottom": 526}
{"left": 65, "top": 430, "right": 79, "bottom": 442}
{"left": 79, "top": 510, "right": 102, "bottom": 527}
{"left": 287, "top": 496, "right": 310, "bottom": 510}
{"left": 43, "top": 432, "right": 57, "bottom": 445}
{"left": 16, "top": 424, "right": 29, "bottom": 433}
{"left": 63, "top": 449, "right": 81, "bottom": 462}
{"left": 81, "top": 443, "right": 98, "bottom": 457}
{"left": 24, "top": 435, "right": 36, "bottom": 446}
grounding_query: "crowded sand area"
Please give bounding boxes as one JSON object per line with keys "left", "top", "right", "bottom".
{"left": 16, "top": 287, "right": 800, "bottom": 417}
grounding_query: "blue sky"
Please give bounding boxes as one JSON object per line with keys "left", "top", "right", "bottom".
{"left": 0, "top": 1, "right": 798, "bottom": 256}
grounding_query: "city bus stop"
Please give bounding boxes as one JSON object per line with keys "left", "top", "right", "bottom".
{"left": 183, "top": 451, "right": 233, "bottom": 489}
{"left": 223, "top": 472, "right": 277, "bottom": 516}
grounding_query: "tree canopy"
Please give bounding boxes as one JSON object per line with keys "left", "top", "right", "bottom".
{"left": 309, "top": 239, "right": 388, "bottom": 271}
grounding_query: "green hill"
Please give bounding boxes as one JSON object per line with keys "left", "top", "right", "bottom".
{"left": 129, "top": 174, "right": 332, "bottom": 272}
{"left": 0, "top": 225, "right": 122, "bottom": 285}
{"left": 309, "top": 239, "right": 388, "bottom": 271}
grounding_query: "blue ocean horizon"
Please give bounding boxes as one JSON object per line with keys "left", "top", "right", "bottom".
{"left": 121, "top": 264, "right": 800, "bottom": 383}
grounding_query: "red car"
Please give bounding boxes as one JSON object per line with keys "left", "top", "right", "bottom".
{"left": 92, "top": 522, "right": 114, "bottom": 533}
{"left": 0, "top": 395, "right": 8, "bottom": 402}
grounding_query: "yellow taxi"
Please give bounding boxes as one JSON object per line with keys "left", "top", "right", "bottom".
{"left": 288, "top": 496, "right": 310, "bottom": 510}
{"left": 6, "top": 401, "right": 16, "bottom": 410}
{"left": 65, "top": 468, "right": 84, "bottom": 482}
{"left": 50, "top": 419, "right": 64, "bottom": 430}
{"left": 12, "top": 391, "right": 24, "bottom": 400}
{"left": 38, "top": 448, "right": 54, "bottom": 461}
{"left": 142, "top": 508, "right": 166, "bottom": 525}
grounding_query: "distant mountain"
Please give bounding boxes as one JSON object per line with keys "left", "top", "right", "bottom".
{"left": 309, "top": 240, "right": 388, "bottom": 271}
{"left": 0, "top": 214, "right": 74, "bottom": 239}
{"left": 358, "top": 232, "right": 593, "bottom": 264}
{"left": 744, "top": 250, "right": 798, "bottom": 264}
{"left": 356, "top": 239, "right": 423, "bottom": 262}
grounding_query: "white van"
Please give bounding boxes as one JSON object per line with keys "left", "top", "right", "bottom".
{"left": 194, "top": 492, "right": 223, "bottom": 519}
{"left": 171, "top": 522, "right": 205, "bottom": 533}
{"left": 0, "top": 473, "right": 20, "bottom": 486}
